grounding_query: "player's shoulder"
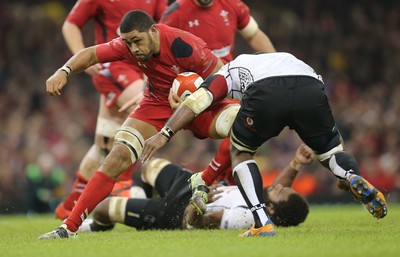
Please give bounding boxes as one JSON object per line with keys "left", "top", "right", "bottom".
{"left": 157, "top": 24, "right": 205, "bottom": 58}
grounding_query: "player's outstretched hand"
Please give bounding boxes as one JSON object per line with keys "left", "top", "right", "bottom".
{"left": 295, "top": 143, "right": 314, "bottom": 165}
{"left": 46, "top": 70, "right": 68, "bottom": 96}
{"left": 141, "top": 133, "right": 169, "bottom": 163}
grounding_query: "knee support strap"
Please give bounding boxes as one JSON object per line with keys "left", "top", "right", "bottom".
{"left": 215, "top": 105, "right": 240, "bottom": 138}
{"left": 142, "top": 158, "right": 171, "bottom": 187}
{"left": 108, "top": 197, "right": 128, "bottom": 224}
{"left": 114, "top": 126, "right": 145, "bottom": 163}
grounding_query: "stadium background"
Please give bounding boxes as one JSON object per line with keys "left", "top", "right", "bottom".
{"left": 0, "top": 0, "right": 399, "bottom": 214}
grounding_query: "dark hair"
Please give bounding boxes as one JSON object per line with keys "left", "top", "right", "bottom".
{"left": 119, "top": 10, "right": 155, "bottom": 34}
{"left": 263, "top": 187, "right": 309, "bottom": 227}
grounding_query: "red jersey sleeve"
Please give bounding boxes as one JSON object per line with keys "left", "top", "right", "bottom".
{"left": 154, "top": 0, "right": 169, "bottom": 22}
{"left": 234, "top": 0, "right": 251, "bottom": 30}
{"left": 95, "top": 38, "right": 131, "bottom": 63}
{"left": 65, "top": 0, "right": 97, "bottom": 28}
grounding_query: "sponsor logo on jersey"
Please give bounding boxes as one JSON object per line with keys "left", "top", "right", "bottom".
{"left": 246, "top": 117, "right": 253, "bottom": 126}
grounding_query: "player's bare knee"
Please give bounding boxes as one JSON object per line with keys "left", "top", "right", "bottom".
{"left": 142, "top": 158, "right": 171, "bottom": 187}
{"left": 93, "top": 198, "right": 112, "bottom": 225}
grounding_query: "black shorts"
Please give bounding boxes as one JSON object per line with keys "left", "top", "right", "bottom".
{"left": 124, "top": 164, "right": 192, "bottom": 230}
{"left": 231, "top": 76, "right": 340, "bottom": 154}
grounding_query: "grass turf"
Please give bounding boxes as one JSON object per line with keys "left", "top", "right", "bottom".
{"left": 1, "top": 204, "right": 399, "bottom": 257}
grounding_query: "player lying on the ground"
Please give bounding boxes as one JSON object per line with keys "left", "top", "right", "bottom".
{"left": 78, "top": 144, "right": 312, "bottom": 232}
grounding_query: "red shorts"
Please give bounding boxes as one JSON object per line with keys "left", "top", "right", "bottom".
{"left": 93, "top": 62, "right": 143, "bottom": 108}
{"left": 129, "top": 92, "right": 173, "bottom": 131}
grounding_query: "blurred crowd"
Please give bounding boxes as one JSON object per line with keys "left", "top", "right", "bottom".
{"left": 0, "top": 0, "right": 399, "bottom": 214}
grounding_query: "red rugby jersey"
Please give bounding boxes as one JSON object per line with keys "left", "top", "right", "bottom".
{"left": 66, "top": 0, "right": 167, "bottom": 44}
{"left": 96, "top": 24, "right": 220, "bottom": 103}
{"left": 160, "top": 0, "right": 251, "bottom": 63}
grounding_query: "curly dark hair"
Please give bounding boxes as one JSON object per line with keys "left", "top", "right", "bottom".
{"left": 120, "top": 10, "right": 155, "bottom": 34}
{"left": 263, "top": 187, "right": 309, "bottom": 227}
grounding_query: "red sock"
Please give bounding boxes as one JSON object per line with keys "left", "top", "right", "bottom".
{"left": 62, "top": 172, "right": 88, "bottom": 210}
{"left": 64, "top": 171, "right": 116, "bottom": 232}
{"left": 201, "top": 138, "right": 232, "bottom": 186}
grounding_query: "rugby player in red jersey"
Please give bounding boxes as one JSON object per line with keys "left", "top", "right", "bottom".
{"left": 160, "top": 0, "right": 276, "bottom": 64}
{"left": 38, "top": 10, "right": 224, "bottom": 239}
{"left": 55, "top": 0, "right": 168, "bottom": 220}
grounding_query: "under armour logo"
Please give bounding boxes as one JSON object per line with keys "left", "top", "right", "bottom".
{"left": 188, "top": 19, "right": 199, "bottom": 27}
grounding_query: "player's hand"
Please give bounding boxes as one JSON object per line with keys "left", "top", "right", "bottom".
{"left": 84, "top": 63, "right": 102, "bottom": 76}
{"left": 207, "top": 183, "right": 223, "bottom": 203}
{"left": 295, "top": 143, "right": 314, "bottom": 165}
{"left": 118, "top": 92, "right": 144, "bottom": 113}
{"left": 46, "top": 70, "right": 68, "bottom": 96}
{"left": 168, "top": 88, "right": 182, "bottom": 110}
{"left": 141, "top": 133, "right": 169, "bottom": 163}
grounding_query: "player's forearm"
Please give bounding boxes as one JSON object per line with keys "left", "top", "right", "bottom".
{"left": 63, "top": 46, "right": 100, "bottom": 74}
{"left": 247, "top": 30, "right": 276, "bottom": 53}
{"left": 271, "top": 159, "right": 300, "bottom": 187}
{"left": 62, "top": 21, "right": 86, "bottom": 55}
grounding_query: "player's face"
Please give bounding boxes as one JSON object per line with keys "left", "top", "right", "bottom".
{"left": 121, "top": 29, "right": 157, "bottom": 61}
{"left": 266, "top": 184, "right": 296, "bottom": 203}
{"left": 194, "top": 0, "right": 214, "bottom": 8}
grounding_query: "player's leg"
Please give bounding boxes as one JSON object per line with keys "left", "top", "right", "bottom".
{"left": 228, "top": 81, "right": 290, "bottom": 237}
{"left": 293, "top": 77, "right": 387, "bottom": 219}
{"left": 188, "top": 103, "right": 240, "bottom": 214}
{"left": 38, "top": 117, "right": 158, "bottom": 239}
{"left": 54, "top": 94, "right": 134, "bottom": 219}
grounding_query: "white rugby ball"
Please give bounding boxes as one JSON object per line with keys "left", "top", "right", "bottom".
{"left": 172, "top": 72, "right": 204, "bottom": 100}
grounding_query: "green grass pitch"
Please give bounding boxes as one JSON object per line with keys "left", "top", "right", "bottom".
{"left": 1, "top": 204, "right": 399, "bottom": 257}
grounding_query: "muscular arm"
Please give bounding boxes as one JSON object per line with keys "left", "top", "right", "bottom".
{"left": 46, "top": 46, "right": 99, "bottom": 96}
{"left": 62, "top": 21, "right": 85, "bottom": 54}
{"left": 272, "top": 144, "right": 314, "bottom": 187}
{"left": 239, "top": 17, "right": 276, "bottom": 53}
{"left": 62, "top": 21, "right": 102, "bottom": 76}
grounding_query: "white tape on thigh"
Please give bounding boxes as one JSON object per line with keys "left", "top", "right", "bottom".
{"left": 95, "top": 117, "right": 122, "bottom": 138}
{"left": 114, "top": 126, "right": 145, "bottom": 163}
{"left": 215, "top": 105, "right": 240, "bottom": 138}
{"left": 182, "top": 88, "right": 213, "bottom": 116}
{"left": 142, "top": 158, "right": 171, "bottom": 187}
{"left": 317, "top": 144, "right": 344, "bottom": 161}
{"left": 108, "top": 197, "right": 128, "bottom": 224}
